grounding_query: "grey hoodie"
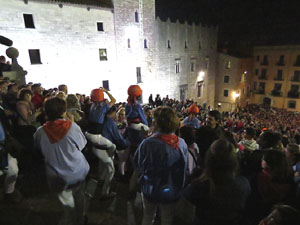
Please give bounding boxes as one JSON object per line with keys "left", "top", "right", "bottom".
{"left": 239, "top": 139, "right": 259, "bottom": 151}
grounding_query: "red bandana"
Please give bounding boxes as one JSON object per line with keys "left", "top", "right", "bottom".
{"left": 156, "top": 134, "right": 179, "bottom": 150}
{"left": 43, "top": 120, "right": 72, "bottom": 144}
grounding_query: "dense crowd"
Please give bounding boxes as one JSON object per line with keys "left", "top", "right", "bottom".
{"left": 0, "top": 54, "right": 300, "bottom": 225}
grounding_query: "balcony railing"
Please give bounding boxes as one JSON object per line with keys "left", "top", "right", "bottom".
{"left": 258, "top": 76, "right": 268, "bottom": 80}
{"left": 291, "top": 78, "right": 300, "bottom": 82}
{"left": 274, "top": 77, "right": 283, "bottom": 81}
{"left": 260, "top": 61, "right": 268, "bottom": 66}
{"left": 271, "top": 90, "right": 282, "bottom": 97}
{"left": 294, "top": 62, "right": 300, "bottom": 67}
{"left": 276, "top": 62, "right": 285, "bottom": 66}
{"left": 287, "top": 92, "right": 300, "bottom": 98}
{"left": 255, "top": 90, "right": 265, "bottom": 95}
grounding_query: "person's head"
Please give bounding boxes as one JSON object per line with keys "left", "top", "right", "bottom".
{"left": 66, "top": 94, "right": 80, "bottom": 109}
{"left": 223, "top": 131, "right": 238, "bottom": 149}
{"left": 127, "top": 85, "right": 142, "bottom": 104}
{"left": 195, "top": 126, "right": 220, "bottom": 159}
{"left": 258, "top": 131, "right": 283, "bottom": 150}
{"left": 259, "top": 204, "right": 299, "bottom": 225}
{"left": 90, "top": 88, "right": 104, "bottom": 103}
{"left": 44, "top": 97, "right": 67, "bottom": 121}
{"left": 202, "top": 139, "right": 239, "bottom": 188}
{"left": 106, "top": 105, "right": 117, "bottom": 119}
{"left": 206, "top": 110, "right": 221, "bottom": 128}
{"left": 145, "top": 107, "right": 153, "bottom": 118}
{"left": 0, "top": 55, "right": 6, "bottom": 63}
{"left": 18, "top": 88, "right": 33, "bottom": 102}
{"left": 153, "top": 106, "right": 180, "bottom": 134}
{"left": 58, "top": 84, "right": 68, "bottom": 95}
{"left": 244, "top": 127, "right": 256, "bottom": 140}
{"left": 179, "top": 126, "right": 195, "bottom": 146}
{"left": 31, "top": 83, "right": 42, "bottom": 94}
{"left": 188, "top": 104, "right": 199, "bottom": 115}
{"left": 7, "top": 83, "right": 18, "bottom": 94}
{"left": 0, "top": 80, "right": 9, "bottom": 94}
{"left": 56, "top": 91, "right": 66, "bottom": 100}
{"left": 262, "top": 150, "right": 291, "bottom": 182}
{"left": 117, "top": 107, "right": 126, "bottom": 122}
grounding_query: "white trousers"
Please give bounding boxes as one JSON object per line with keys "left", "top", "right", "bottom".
{"left": 0, "top": 154, "right": 19, "bottom": 194}
{"left": 85, "top": 132, "right": 116, "bottom": 195}
{"left": 57, "top": 182, "right": 86, "bottom": 225}
{"left": 129, "top": 123, "right": 150, "bottom": 132}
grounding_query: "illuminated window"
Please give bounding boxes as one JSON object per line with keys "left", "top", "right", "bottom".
{"left": 23, "top": 14, "right": 35, "bottom": 28}
{"left": 167, "top": 40, "right": 171, "bottom": 49}
{"left": 99, "top": 49, "right": 107, "bottom": 61}
{"left": 102, "top": 80, "right": 109, "bottom": 90}
{"left": 137, "top": 67, "right": 142, "bottom": 83}
{"left": 144, "top": 39, "right": 148, "bottom": 48}
{"left": 224, "top": 90, "right": 229, "bottom": 97}
{"left": 97, "top": 22, "right": 104, "bottom": 31}
{"left": 225, "top": 61, "right": 231, "bottom": 69}
{"left": 128, "top": 39, "right": 131, "bottom": 48}
{"left": 28, "top": 49, "right": 41, "bottom": 64}
{"left": 135, "top": 11, "right": 139, "bottom": 23}
{"left": 224, "top": 75, "right": 229, "bottom": 83}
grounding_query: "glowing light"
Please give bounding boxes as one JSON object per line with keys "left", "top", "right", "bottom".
{"left": 232, "top": 91, "right": 240, "bottom": 100}
{"left": 198, "top": 71, "right": 205, "bottom": 81}
{"left": 244, "top": 71, "right": 248, "bottom": 74}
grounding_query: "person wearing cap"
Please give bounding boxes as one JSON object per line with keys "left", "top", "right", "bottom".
{"left": 183, "top": 104, "right": 200, "bottom": 129}
{"left": 85, "top": 87, "right": 117, "bottom": 199}
{"left": 239, "top": 127, "right": 259, "bottom": 151}
{"left": 31, "top": 83, "right": 44, "bottom": 110}
{"left": 125, "top": 85, "right": 149, "bottom": 150}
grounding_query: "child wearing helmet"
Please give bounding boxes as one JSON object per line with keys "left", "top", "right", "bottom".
{"left": 85, "top": 87, "right": 117, "bottom": 198}
{"left": 183, "top": 104, "right": 200, "bottom": 129}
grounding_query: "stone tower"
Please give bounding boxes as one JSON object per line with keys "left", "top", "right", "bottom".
{"left": 113, "top": 0, "right": 156, "bottom": 101}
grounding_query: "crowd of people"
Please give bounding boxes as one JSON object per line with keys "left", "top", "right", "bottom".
{"left": 0, "top": 64, "right": 300, "bottom": 225}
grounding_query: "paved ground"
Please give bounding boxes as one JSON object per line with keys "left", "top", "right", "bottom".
{"left": 0, "top": 152, "right": 193, "bottom": 225}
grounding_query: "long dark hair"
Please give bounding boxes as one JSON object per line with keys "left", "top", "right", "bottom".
{"left": 263, "top": 150, "right": 293, "bottom": 183}
{"left": 200, "top": 139, "right": 239, "bottom": 194}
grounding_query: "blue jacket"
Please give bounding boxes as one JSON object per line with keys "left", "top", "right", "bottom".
{"left": 102, "top": 117, "right": 130, "bottom": 150}
{"left": 125, "top": 103, "right": 148, "bottom": 126}
{"left": 134, "top": 133, "right": 188, "bottom": 203}
{"left": 88, "top": 102, "right": 109, "bottom": 124}
{"left": 183, "top": 116, "right": 200, "bottom": 129}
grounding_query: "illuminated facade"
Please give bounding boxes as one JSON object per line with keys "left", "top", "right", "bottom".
{"left": 0, "top": 0, "right": 217, "bottom": 104}
{"left": 251, "top": 45, "right": 300, "bottom": 111}
{"left": 216, "top": 52, "right": 252, "bottom": 111}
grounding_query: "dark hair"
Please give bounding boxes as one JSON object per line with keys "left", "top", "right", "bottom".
{"left": 18, "top": 88, "right": 33, "bottom": 100}
{"left": 258, "top": 131, "right": 282, "bottom": 150}
{"left": 153, "top": 106, "right": 180, "bottom": 133}
{"left": 201, "top": 139, "right": 239, "bottom": 194}
{"left": 208, "top": 110, "right": 222, "bottom": 122}
{"left": 287, "top": 144, "right": 300, "bottom": 165}
{"left": 179, "top": 126, "right": 195, "bottom": 146}
{"left": 106, "top": 105, "right": 117, "bottom": 116}
{"left": 245, "top": 127, "right": 256, "bottom": 138}
{"left": 7, "top": 83, "right": 17, "bottom": 91}
{"left": 44, "top": 97, "right": 67, "bottom": 121}
{"left": 223, "top": 131, "right": 238, "bottom": 148}
{"left": 263, "top": 150, "right": 292, "bottom": 183}
{"left": 195, "top": 126, "right": 220, "bottom": 159}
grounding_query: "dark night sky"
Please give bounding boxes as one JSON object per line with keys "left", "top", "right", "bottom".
{"left": 156, "top": 0, "right": 300, "bottom": 48}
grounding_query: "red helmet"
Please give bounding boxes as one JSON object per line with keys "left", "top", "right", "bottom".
{"left": 127, "top": 85, "right": 142, "bottom": 97}
{"left": 188, "top": 104, "right": 199, "bottom": 114}
{"left": 90, "top": 89, "right": 104, "bottom": 102}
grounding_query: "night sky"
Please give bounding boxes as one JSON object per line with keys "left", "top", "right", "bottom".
{"left": 156, "top": 0, "right": 300, "bottom": 49}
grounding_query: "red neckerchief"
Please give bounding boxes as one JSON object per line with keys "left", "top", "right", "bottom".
{"left": 43, "top": 120, "right": 72, "bottom": 143}
{"left": 156, "top": 133, "right": 179, "bottom": 150}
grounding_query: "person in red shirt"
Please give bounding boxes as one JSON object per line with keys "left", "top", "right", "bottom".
{"left": 31, "top": 83, "right": 44, "bottom": 110}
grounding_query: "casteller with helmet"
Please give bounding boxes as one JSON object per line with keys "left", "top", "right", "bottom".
{"left": 127, "top": 85, "right": 142, "bottom": 104}
{"left": 90, "top": 88, "right": 104, "bottom": 102}
{"left": 188, "top": 104, "right": 199, "bottom": 114}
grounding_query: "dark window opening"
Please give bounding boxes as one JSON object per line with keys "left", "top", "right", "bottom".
{"left": 224, "top": 90, "right": 229, "bottom": 97}
{"left": 224, "top": 75, "right": 229, "bottom": 83}
{"left": 167, "top": 40, "right": 171, "bottom": 49}
{"left": 135, "top": 11, "right": 139, "bottom": 23}
{"left": 136, "top": 67, "right": 142, "bottom": 83}
{"left": 256, "top": 56, "right": 260, "bottom": 62}
{"left": 23, "top": 14, "right": 35, "bottom": 28}
{"left": 197, "top": 81, "right": 203, "bottom": 97}
{"left": 102, "top": 80, "right": 109, "bottom": 90}
{"left": 128, "top": 39, "right": 131, "bottom": 48}
{"left": 255, "top": 69, "right": 259, "bottom": 75}
{"left": 185, "top": 41, "right": 188, "bottom": 49}
{"left": 28, "top": 49, "right": 41, "bottom": 64}
{"left": 191, "top": 62, "right": 195, "bottom": 72}
{"left": 99, "top": 49, "right": 107, "bottom": 61}
{"left": 144, "top": 39, "right": 148, "bottom": 49}
{"left": 288, "top": 101, "right": 296, "bottom": 109}
{"left": 175, "top": 62, "right": 180, "bottom": 74}
{"left": 97, "top": 22, "right": 104, "bottom": 31}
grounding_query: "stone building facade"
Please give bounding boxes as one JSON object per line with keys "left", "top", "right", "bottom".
{"left": 0, "top": 0, "right": 218, "bottom": 104}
